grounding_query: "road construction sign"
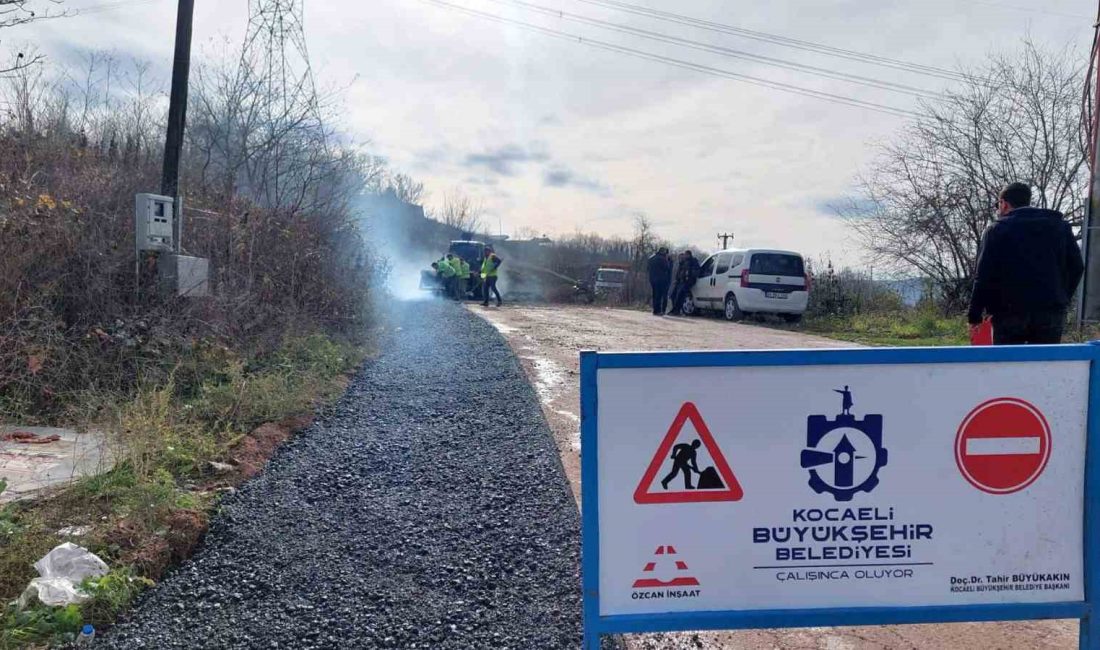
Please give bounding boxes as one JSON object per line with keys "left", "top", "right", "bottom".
{"left": 580, "top": 345, "right": 1100, "bottom": 650}
{"left": 633, "top": 402, "right": 743, "bottom": 504}
{"left": 955, "top": 398, "right": 1052, "bottom": 494}
{"left": 632, "top": 545, "right": 699, "bottom": 589}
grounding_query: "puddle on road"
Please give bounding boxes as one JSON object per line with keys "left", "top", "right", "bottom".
{"left": 531, "top": 357, "right": 565, "bottom": 400}
{"left": 490, "top": 321, "right": 520, "bottom": 335}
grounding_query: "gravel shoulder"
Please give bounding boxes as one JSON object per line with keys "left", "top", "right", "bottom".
{"left": 102, "top": 300, "right": 582, "bottom": 649}
{"left": 471, "top": 303, "right": 1077, "bottom": 650}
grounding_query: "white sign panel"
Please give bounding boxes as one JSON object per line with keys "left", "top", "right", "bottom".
{"left": 596, "top": 361, "right": 1088, "bottom": 616}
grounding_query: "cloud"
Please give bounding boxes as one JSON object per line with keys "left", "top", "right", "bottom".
{"left": 410, "top": 146, "right": 451, "bottom": 173}
{"left": 543, "top": 165, "right": 608, "bottom": 195}
{"left": 464, "top": 175, "right": 498, "bottom": 187}
{"left": 462, "top": 144, "right": 549, "bottom": 176}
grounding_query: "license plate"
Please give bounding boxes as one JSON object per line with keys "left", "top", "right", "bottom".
{"left": 765, "top": 291, "right": 789, "bottom": 299}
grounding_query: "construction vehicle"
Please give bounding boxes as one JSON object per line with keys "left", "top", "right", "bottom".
{"left": 593, "top": 263, "right": 629, "bottom": 297}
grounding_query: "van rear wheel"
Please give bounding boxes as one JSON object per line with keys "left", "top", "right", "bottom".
{"left": 723, "top": 294, "right": 743, "bottom": 321}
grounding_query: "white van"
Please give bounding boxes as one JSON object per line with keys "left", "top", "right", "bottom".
{"left": 681, "top": 249, "right": 810, "bottom": 322}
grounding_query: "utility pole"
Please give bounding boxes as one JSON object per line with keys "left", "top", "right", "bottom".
{"left": 161, "top": 0, "right": 195, "bottom": 203}
{"left": 1078, "top": 2, "right": 1100, "bottom": 325}
{"left": 717, "top": 232, "right": 734, "bottom": 249}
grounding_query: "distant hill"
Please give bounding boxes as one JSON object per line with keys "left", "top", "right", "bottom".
{"left": 877, "top": 278, "right": 926, "bottom": 306}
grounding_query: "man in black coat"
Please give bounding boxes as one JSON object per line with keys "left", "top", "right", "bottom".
{"left": 647, "top": 247, "right": 672, "bottom": 315}
{"left": 967, "top": 182, "right": 1084, "bottom": 344}
{"left": 669, "top": 250, "right": 700, "bottom": 316}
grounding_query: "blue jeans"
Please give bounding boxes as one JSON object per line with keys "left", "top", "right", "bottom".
{"left": 482, "top": 276, "right": 501, "bottom": 305}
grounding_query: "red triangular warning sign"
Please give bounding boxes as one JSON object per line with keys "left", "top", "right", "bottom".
{"left": 634, "top": 402, "right": 744, "bottom": 504}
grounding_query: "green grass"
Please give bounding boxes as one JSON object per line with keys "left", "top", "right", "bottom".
{"left": 0, "top": 603, "right": 83, "bottom": 650}
{"left": 798, "top": 310, "right": 969, "bottom": 347}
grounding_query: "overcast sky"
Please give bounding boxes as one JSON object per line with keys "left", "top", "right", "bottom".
{"left": 8, "top": 0, "right": 1093, "bottom": 265}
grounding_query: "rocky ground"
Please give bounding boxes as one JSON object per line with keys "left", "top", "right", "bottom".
{"left": 102, "top": 300, "right": 585, "bottom": 649}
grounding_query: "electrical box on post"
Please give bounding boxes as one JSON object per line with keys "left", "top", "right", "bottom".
{"left": 135, "top": 193, "right": 177, "bottom": 253}
{"left": 157, "top": 254, "right": 210, "bottom": 298}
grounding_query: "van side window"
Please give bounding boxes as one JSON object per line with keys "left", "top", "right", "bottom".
{"left": 715, "top": 253, "right": 731, "bottom": 275}
{"left": 730, "top": 254, "right": 744, "bottom": 270}
{"left": 698, "top": 256, "right": 715, "bottom": 278}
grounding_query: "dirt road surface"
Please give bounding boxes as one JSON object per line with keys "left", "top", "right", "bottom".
{"left": 471, "top": 303, "right": 1076, "bottom": 650}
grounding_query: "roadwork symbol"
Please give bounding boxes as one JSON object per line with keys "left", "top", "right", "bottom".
{"left": 633, "top": 402, "right": 744, "bottom": 504}
{"left": 632, "top": 545, "right": 700, "bottom": 588}
{"left": 955, "top": 397, "right": 1051, "bottom": 495}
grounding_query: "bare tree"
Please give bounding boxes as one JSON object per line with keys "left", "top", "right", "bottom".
{"left": 435, "top": 189, "right": 484, "bottom": 233}
{"left": 385, "top": 172, "right": 425, "bottom": 205}
{"left": 1, "top": 1, "right": 66, "bottom": 75}
{"left": 842, "top": 41, "right": 1087, "bottom": 310}
{"left": 630, "top": 214, "right": 656, "bottom": 264}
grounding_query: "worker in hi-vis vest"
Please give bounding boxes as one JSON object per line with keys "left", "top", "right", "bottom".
{"left": 445, "top": 253, "right": 463, "bottom": 300}
{"left": 455, "top": 257, "right": 471, "bottom": 299}
{"left": 437, "top": 255, "right": 457, "bottom": 300}
{"left": 480, "top": 246, "right": 503, "bottom": 307}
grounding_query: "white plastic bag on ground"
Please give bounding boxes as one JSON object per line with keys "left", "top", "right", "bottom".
{"left": 18, "top": 542, "right": 109, "bottom": 607}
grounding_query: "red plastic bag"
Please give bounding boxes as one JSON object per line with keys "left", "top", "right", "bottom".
{"left": 970, "top": 318, "right": 993, "bottom": 346}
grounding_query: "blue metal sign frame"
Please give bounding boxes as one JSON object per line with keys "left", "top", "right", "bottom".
{"left": 579, "top": 344, "right": 1100, "bottom": 650}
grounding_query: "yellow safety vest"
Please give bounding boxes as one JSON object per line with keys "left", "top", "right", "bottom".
{"left": 481, "top": 255, "right": 499, "bottom": 278}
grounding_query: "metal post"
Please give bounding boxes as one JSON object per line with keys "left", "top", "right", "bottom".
{"left": 1079, "top": 8, "right": 1100, "bottom": 326}
{"left": 1081, "top": 342, "right": 1100, "bottom": 649}
{"left": 1080, "top": 128, "right": 1100, "bottom": 325}
{"left": 580, "top": 351, "right": 602, "bottom": 650}
{"left": 160, "top": 0, "right": 195, "bottom": 199}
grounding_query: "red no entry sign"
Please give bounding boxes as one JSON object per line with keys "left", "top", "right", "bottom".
{"left": 955, "top": 398, "right": 1051, "bottom": 495}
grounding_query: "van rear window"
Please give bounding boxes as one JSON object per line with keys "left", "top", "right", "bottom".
{"left": 750, "top": 254, "right": 804, "bottom": 276}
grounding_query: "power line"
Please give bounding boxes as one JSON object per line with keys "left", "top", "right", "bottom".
{"left": 569, "top": 0, "right": 975, "bottom": 84}
{"left": 487, "top": 0, "right": 945, "bottom": 99}
{"left": 962, "top": 0, "right": 1090, "bottom": 20}
{"left": 422, "top": 0, "right": 921, "bottom": 118}
{"left": 70, "top": 0, "right": 165, "bottom": 17}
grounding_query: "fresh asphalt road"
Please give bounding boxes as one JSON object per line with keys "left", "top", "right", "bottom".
{"left": 102, "top": 301, "right": 586, "bottom": 649}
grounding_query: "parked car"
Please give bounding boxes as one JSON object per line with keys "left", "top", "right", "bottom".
{"left": 680, "top": 248, "right": 810, "bottom": 322}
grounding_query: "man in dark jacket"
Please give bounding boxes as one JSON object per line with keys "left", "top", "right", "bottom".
{"left": 967, "top": 182, "right": 1084, "bottom": 344}
{"left": 669, "top": 250, "right": 700, "bottom": 316}
{"left": 647, "top": 247, "right": 672, "bottom": 315}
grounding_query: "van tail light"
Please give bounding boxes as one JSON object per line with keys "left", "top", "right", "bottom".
{"left": 804, "top": 272, "right": 813, "bottom": 292}
{"left": 740, "top": 269, "right": 750, "bottom": 288}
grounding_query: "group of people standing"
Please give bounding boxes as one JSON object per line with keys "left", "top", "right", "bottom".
{"left": 647, "top": 247, "right": 701, "bottom": 316}
{"left": 431, "top": 246, "right": 504, "bottom": 307}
